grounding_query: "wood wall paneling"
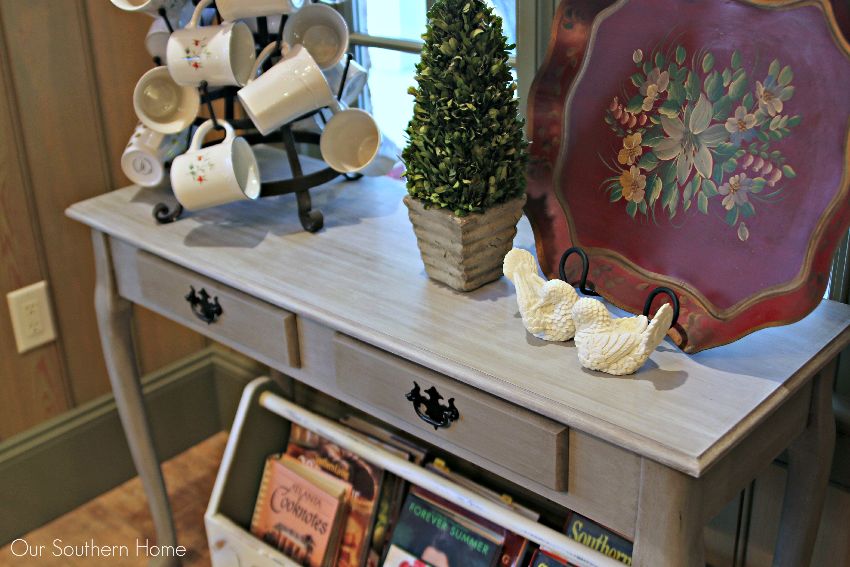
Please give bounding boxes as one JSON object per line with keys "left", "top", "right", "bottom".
{"left": 0, "top": 0, "right": 205, "bottom": 436}
{"left": 83, "top": 0, "right": 151, "bottom": 189}
{"left": 0, "top": 0, "right": 116, "bottom": 404}
{"left": 82, "top": 0, "right": 207, "bottom": 376}
{"left": 0, "top": 18, "right": 70, "bottom": 440}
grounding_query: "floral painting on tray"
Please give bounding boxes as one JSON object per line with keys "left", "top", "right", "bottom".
{"left": 526, "top": 0, "right": 850, "bottom": 352}
{"left": 603, "top": 44, "right": 799, "bottom": 244}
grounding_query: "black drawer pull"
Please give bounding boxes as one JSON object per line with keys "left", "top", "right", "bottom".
{"left": 405, "top": 381, "right": 459, "bottom": 430}
{"left": 185, "top": 286, "right": 222, "bottom": 324}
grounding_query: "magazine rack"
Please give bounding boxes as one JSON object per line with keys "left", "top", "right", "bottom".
{"left": 152, "top": 6, "right": 359, "bottom": 233}
{"left": 206, "top": 378, "right": 624, "bottom": 567}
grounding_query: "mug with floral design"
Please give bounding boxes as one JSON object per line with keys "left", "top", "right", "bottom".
{"left": 121, "top": 122, "right": 189, "bottom": 187}
{"left": 170, "top": 119, "right": 261, "bottom": 211}
{"left": 166, "top": 0, "right": 256, "bottom": 87}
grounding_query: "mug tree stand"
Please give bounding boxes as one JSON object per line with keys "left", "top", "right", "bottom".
{"left": 152, "top": 11, "right": 360, "bottom": 233}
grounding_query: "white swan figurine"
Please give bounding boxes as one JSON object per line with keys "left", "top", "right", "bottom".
{"left": 572, "top": 297, "right": 674, "bottom": 376}
{"left": 503, "top": 248, "right": 579, "bottom": 342}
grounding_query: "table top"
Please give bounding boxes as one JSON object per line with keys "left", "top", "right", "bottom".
{"left": 67, "top": 171, "right": 850, "bottom": 477}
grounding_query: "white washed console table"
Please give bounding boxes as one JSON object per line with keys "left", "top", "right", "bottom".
{"left": 67, "top": 174, "right": 850, "bottom": 567}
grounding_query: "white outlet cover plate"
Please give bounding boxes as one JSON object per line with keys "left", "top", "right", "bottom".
{"left": 6, "top": 280, "right": 57, "bottom": 354}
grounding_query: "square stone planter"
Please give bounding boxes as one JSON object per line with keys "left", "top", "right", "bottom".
{"left": 404, "top": 194, "right": 527, "bottom": 292}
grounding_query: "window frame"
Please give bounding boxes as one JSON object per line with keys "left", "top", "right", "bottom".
{"left": 337, "top": 0, "right": 558, "bottom": 118}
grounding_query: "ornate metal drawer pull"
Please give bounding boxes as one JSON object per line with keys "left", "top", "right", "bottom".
{"left": 185, "top": 286, "right": 222, "bottom": 324}
{"left": 405, "top": 381, "right": 459, "bottom": 430}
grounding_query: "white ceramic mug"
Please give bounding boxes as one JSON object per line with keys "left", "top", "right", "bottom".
{"left": 320, "top": 108, "right": 396, "bottom": 176}
{"left": 282, "top": 3, "right": 349, "bottom": 70}
{"left": 145, "top": 18, "right": 170, "bottom": 63}
{"left": 146, "top": 5, "right": 217, "bottom": 64}
{"left": 323, "top": 58, "right": 367, "bottom": 106}
{"left": 133, "top": 66, "right": 201, "bottom": 134}
{"left": 110, "top": 0, "right": 185, "bottom": 18}
{"left": 166, "top": 0, "right": 256, "bottom": 87}
{"left": 217, "top": 0, "right": 305, "bottom": 21}
{"left": 238, "top": 42, "right": 340, "bottom": 136}
{"left": 121, "top": 122, "right": 190, "bottom": 187}
{"left": 170, "top": 119, "right": 261, "bottom": 210}
{"left": 361, "top": 134, "right": 400, "bottom": 177}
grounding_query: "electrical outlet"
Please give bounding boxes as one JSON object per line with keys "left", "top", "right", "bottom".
{"left": 6, "top": 281, "right": 57, "bottom": 354}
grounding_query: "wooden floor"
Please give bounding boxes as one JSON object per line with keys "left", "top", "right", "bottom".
{"left": 0, "top": 432, "right": 228, "bottom": 567}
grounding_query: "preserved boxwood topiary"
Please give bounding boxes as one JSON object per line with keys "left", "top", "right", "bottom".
{"left": 402, "top": 0, "right": 528, "bottom": 216}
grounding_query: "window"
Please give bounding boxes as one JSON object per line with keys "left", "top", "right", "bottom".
{"left": 338, "top": 0, "right": 552, "bottom": 151}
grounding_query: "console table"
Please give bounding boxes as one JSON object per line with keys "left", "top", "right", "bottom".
{"left": 66, "top": 173, "right": 849, "bottom": 566}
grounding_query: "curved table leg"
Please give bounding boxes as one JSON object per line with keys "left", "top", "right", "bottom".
{"left": 92, "top": 230, "right": 180, "bottom": 567}
{"left": 633, "top": 459, "right": 706, "bottom": 567}
{"left": 773, "top": 361, "right": 836, "bottom": 567}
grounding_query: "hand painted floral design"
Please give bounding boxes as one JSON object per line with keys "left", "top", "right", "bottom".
{"left": 756, "top": 77, "right": 792, "bottom": 116}
{"left": 602, "top": 45, "right": 801, "bottom": 241}
{"left": 718, "top": 173, "right": 753, "bottom": 210}
{"left": 188, "top": 153, "right": 214, "bottom": 184}
{"left": 618, "top": 133, "right": 643, "bottom": 165}
{"left": 184, "top": 37, "right": 212, "bottom": 70}
{"left": 654, "top": 95, "right": 728, "bottom": 182}
{"left": 725, "top": 105, "right": 757, "bottom": 145}
{"left": 620, "top": 166, "right": 647, "bottom": 202}
{"left": 640, "top": 68, "right": 669, "bottom": 111}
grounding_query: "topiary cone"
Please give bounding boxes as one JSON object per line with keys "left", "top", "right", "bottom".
{"left": 403, "top": 0, "right": 528, "bottom": 291}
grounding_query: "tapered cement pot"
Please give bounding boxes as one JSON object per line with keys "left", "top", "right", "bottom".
{"left": 404, "top": 194, "right": 527, "bottom": 292}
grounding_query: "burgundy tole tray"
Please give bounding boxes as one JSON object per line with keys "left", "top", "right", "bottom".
{"left": 526, "top": 0, "right": 850, "bottom": 352}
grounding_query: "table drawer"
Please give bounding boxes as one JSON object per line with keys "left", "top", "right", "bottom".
{"left": 111, "top": 239, "right": 299, "bottom": 369}
{"left": 334, "top": 334, "right": 568, "bottom": 490}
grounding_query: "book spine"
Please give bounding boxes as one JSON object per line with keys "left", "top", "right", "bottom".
{"left": 249, "top": 457, "right": 275, "bottom": 536}
{"left": 564, "top": 513, "right": 632, "bottom": 566}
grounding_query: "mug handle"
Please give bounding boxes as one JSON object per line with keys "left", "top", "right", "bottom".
{"left": 246, "top": 42, "right": 292, "bottom": 84}
{"left": 186, "top": 0, "right": 213, "bottom": 29}
{"left": 190, "top": 119, "right": 235, "bottom": 151}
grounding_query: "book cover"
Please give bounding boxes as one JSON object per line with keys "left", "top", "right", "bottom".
{"left": 381, "top": 544, "right": 430, "bottom": 567}
{"left": 339, "top": 416, "right": 429, "bottom": 564}
{"left": 387, "top": 492, "right": 503, "bottom": 567}
{"left": 250, "top": 455, "right": 350, "bottom": 567}
{"left": 368, "top": 469, "right": 403, "bottom": 567}
{"left": 564, "top": 512, "right": 633, "bottom": 566}
{"left": 287, "top": 423, "right": 385, "bottom": 567}
{"left": 411, "top": 486, "right": 529, "bottom": 567}
{"left": 528, "top": 549, "right": 574, "bottom": 567}
{"left": 280, "top": 455, "right": 352, "bottom": 567}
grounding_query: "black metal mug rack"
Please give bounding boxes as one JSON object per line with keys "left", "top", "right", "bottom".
{"left": 152, "top": 1, "right": 359, "bottom": 233}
